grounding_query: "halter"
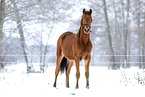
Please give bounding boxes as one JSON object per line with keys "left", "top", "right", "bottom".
{"left": 81, "top": 18, "right": 92, "bottom": 29}
{"left": 83, "top": 23, "right": 91, "bottom": 29}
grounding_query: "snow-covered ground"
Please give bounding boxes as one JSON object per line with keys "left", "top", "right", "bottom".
{"left": 0, "top": 64, "right": 145, "bottom": 97}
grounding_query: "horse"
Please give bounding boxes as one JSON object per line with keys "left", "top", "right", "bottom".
{"left": 53, "top": 8, "right": 93, "bottom": 89}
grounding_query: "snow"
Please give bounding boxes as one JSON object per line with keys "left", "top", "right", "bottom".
{"left": 0, "top": 64, "right": 145, "bottom": 97}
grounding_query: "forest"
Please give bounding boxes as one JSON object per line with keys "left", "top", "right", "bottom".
{"left": 0, "top": 0, "right": 145, "bottom": 72}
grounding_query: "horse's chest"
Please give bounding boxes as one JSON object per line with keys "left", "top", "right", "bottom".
{"left": 79, "top": 45, "right": 92, "bottom": 59}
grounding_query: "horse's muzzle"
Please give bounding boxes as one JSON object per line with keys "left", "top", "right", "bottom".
{"left": 84, "top": 29, "right": 91, "bottom": 34}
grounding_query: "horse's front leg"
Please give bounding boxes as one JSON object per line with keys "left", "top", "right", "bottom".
{"left": 75, "top": 59, "right": 80, "bottom": 89}
{"left": 85, "top": 55, "right": 91, "bottom": 89}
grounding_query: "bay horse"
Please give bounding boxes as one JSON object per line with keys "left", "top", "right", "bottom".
{"left": 53, "top": 9, "right": 93, "bottom": 89}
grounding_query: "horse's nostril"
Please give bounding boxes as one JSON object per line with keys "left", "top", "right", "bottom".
{"left": 85, "top": 29, "right": 90, "bottom": 32}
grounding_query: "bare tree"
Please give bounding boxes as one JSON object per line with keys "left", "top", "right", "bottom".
{"left": 123, "top": 0, "right": 130, "bottom": 68}
{"left": 0, "top": 0, "right": 5, "bottom": 71}
{"left": 135, "top": 0, "right": 145, "bottom": 69}
{"left": 143, "top": 10, "right": 145, "bottom": 69}
{"left": 10, "top": 0, "right": 31, "bottom": 72}
{"left": 102, "top": 0, "right": 116, "bottom": 69}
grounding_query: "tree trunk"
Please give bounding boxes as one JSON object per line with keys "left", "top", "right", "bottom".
{"left": 40, "top": 22, "right": 43, "bottom": 72}
{"left": 112, "top": 0, "right": 117, "bottom": 35}
{"left": 0, "top": 0, "right": 5, "bottom": 71}
{"left": 124, "top": 0, "right": 130, "bottom": 68}
{"left": 136, "top": 0, "right": 142, "bottom": 69}
{"left": 42, "top": 21, "right": 54, "bottom": 73}
{"left": 42, "top": 11, "right": 55, "bottom": 73}
{"left": 142, "top": 3, "right": 145, "bottom": 69}
{"left": 143, "top": 10, "right": 145, "bottom": 69}
{"left": 11, "top": 0, "right": 31, "bottom": 72}
{"left": 121, "top": 0, "right": 126, "bottom": 66}
{"left": 103, "top": 0, "right": 116, "bottom": 69}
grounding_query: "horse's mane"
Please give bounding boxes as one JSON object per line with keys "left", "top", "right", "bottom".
{"left": 78, "top": 27, "right": 81, "bottom": 38}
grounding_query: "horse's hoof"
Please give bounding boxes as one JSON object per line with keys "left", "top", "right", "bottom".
{"left": 53, "top": 83, "right": 56, "bottom": 87}
{"left": 86, "top": 86, "right": 89, "bottom": 89}
{"left": 75, "top": 86, "right": 79, "bottom": 89}
{"left": 66, "top": 85, "right": 69, "bottom": 88}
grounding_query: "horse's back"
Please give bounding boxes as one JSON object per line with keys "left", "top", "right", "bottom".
{"left": 58, "top": 31, "right": 74, "bottom": 44}
{"left": 60, "top": 31, "right": 74, "bottom": 40}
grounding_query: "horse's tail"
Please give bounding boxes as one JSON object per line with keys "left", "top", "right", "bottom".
{"left": 60, "top": 56, "right": 68, "bottom": 74}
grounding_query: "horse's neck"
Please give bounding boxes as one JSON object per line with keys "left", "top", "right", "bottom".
{"left": 77, "top": 27, "right": 90, "bottom": 45}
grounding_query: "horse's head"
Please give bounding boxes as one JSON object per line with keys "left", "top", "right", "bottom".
{"left": 81, "top": 8, "right": 92, "bottom": 34}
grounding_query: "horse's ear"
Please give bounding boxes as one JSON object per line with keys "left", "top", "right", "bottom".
{"left": 83, "top": 8, "right": 85, "bottom": 13}
{"left": 90, "top": 9, "right": 92, "bottom": 14}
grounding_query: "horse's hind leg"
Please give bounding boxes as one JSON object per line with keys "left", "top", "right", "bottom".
{"left": 66, "top": 60, "right": 73, "bottom": 88}
{"left": 53, "top": 55, "right": 62, "bottom": 87}
{"left": 85, "top": 55, "right": 91, "bottom": 89}
{"left": 53, "top": 42, "right": 62, "bottom": 87}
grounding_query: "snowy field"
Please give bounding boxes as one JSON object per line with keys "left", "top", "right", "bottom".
{"left": 0, "top": 64, "right": 145, "bottom": 97}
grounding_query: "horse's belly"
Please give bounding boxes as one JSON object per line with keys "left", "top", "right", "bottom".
{"left": 62, "top": 48, "right": 74, "bottom": 60}
{"left": 60, "top": 33, "right": 75, "bottom": 60}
